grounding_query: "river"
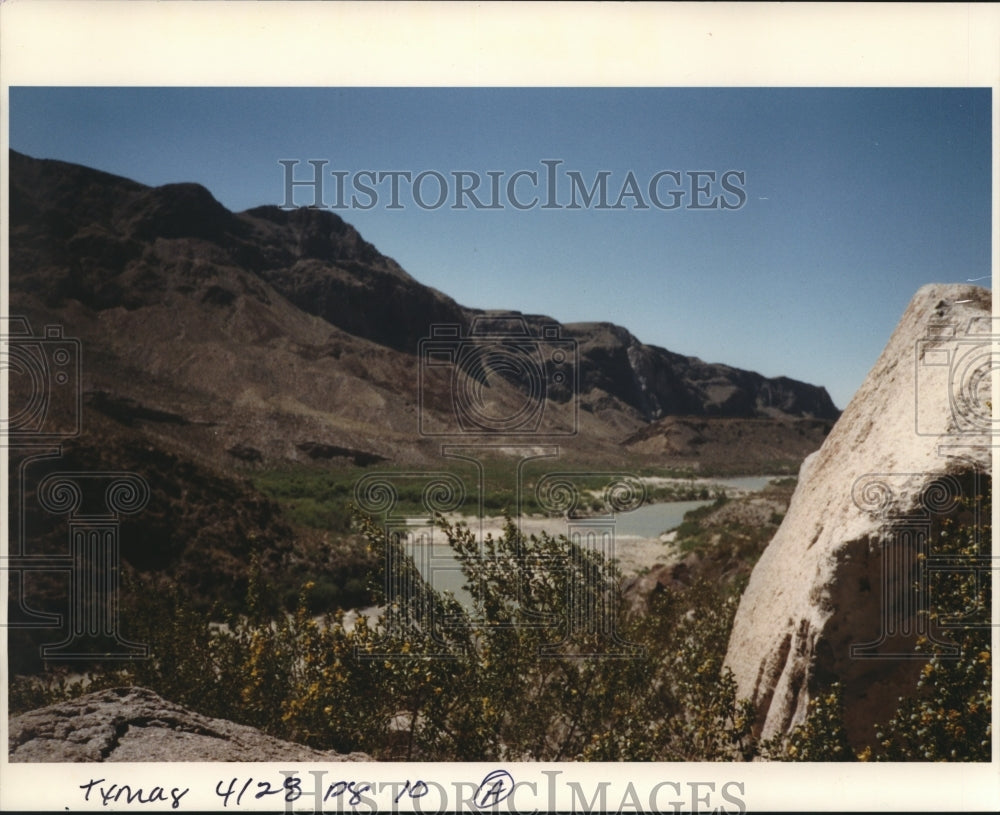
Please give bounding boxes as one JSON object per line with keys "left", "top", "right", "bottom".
{"left": 384, "top": 475, "right": 781, "bottom": 604}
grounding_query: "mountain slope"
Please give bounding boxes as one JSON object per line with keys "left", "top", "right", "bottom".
{"left": 8, "top": 149, "right": 838, "bottom": 471}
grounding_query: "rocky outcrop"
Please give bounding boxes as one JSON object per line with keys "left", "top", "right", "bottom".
{"left": 566, "top": 320, "right": 840, "bottom": 423}
{"left": 8, "top": 686, "right": 370, "bottom": 762}
{"left": 622, "top": 554, "right": 703, "bottom": 616}
{"left": 724, "top": 283, "right": 992, "bottom": 749}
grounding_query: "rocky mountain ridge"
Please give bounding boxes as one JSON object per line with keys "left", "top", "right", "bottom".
{"left": 9, "top": 149, "right": 838, "bottom": 473}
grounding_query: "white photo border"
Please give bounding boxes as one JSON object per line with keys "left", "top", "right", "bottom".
{"left": 1, "top": 2, "right": 998, "bottom": 812}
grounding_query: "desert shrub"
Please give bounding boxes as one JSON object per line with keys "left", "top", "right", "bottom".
{"left": 10, "top": 512, "right": 757, "bottom": 761}
{"left": 762, "top": 682, "right": 854, "bottom": 761}
{"left": 13, "top": 479, "right": 987, "bottom": 763}
{"left": 265, "top": 514, "right": 756, "bottom": 760}
{"left": 864, "top": 480, "right": 992, "bottom": 762}
{"left": 604, "top": 585, "right": 756, "bottom": 761}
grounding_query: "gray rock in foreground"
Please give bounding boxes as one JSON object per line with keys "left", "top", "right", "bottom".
{"left": 9, "top": 686, "right": 371, "bottom": 762}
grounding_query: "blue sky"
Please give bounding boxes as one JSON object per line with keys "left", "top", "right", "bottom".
{"left": 9, "top": 87, "right": 992, "bottom": 409}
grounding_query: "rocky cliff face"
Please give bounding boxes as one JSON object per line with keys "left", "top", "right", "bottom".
{"left": 8, "top": 686, "right": 370, "bottom": 762}
{"left": 724, "top": 283, "right": 992, "bottom": 748}
{"left": 9, "top": 148, "right": 839, "bottom": 471}
{"left": 565, "top": 320, "right": 839, "bottom": 423}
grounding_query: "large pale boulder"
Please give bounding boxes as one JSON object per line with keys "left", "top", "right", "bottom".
{"left": 724, "top": 283, "right": 992, "bottom": 748}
